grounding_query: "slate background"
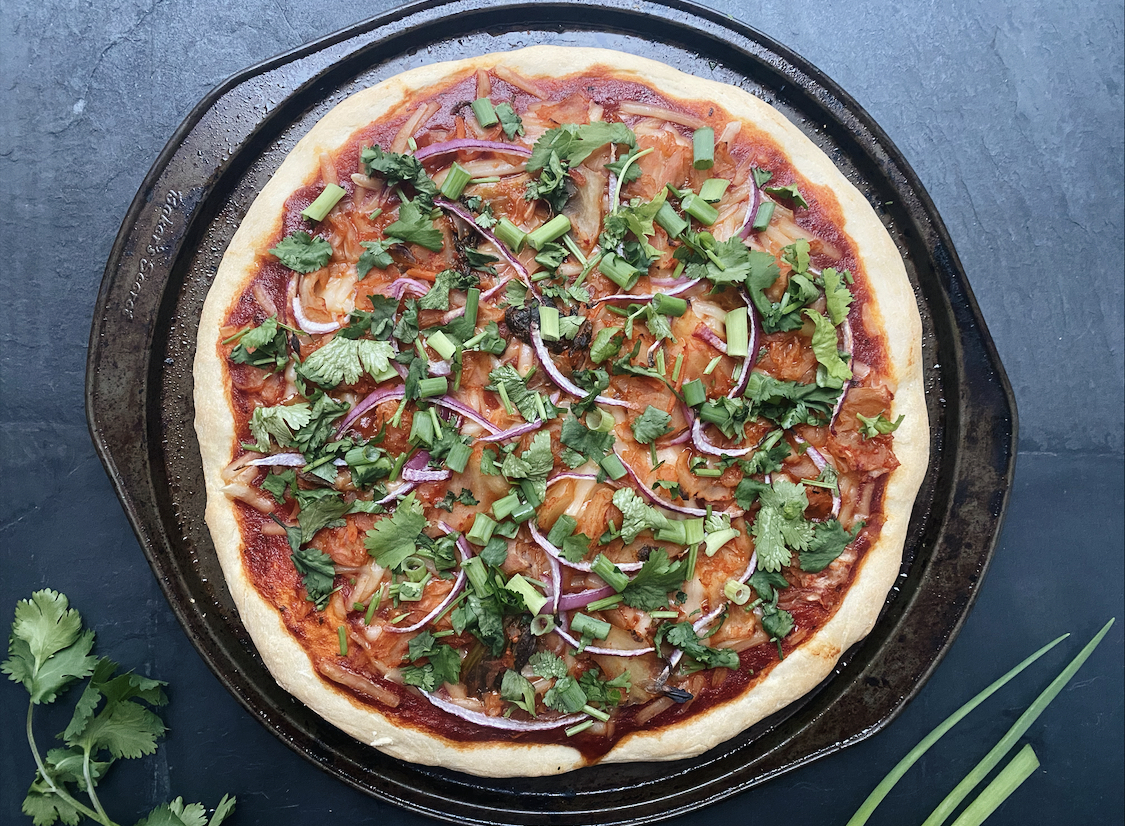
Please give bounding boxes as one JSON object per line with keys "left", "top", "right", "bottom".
{"left": 1, "top": 0, "right": 1122, "bottom": 824}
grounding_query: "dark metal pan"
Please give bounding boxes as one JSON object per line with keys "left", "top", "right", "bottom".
{"left": 85, "top": 1, "right": 1017, "bottom": 823}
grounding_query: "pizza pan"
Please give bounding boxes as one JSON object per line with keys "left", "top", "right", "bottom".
{"left": 85, "top": 0, "right": 1017, "bottom": 823}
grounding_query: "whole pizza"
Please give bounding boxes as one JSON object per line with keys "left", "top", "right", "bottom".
{"left": 194, "top": 46, "right": 926, "bottom": 776}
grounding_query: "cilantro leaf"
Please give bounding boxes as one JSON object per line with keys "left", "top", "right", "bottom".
{"left": 528, "top": 122, "right": 637, "bottom": 171}
{"left": 229, "top": 316, "right": 290, "bottom": 372}
{"left": 357, "top": 239, "right": 394, "bottom": 275}
{"left": 296, "top": 493, "right": 350, "bottom": 545}
{"left": 800, "top": 519, "right": 863, "bottom": 573}
{"left": 418, "top": 268, "right": 479, "bottom": 311}
{"left": 612, "top": 488, "right": 669, "bottom": 544}
{"left": 246, "top": 403, "right": 311, "bottom": 453}
{"left": 857, "top": 411, "right": 905, "bottom": 439}
{"left": 529, "top": 650, "right": 569, "bottom": 679}
{"left": 364, "top": 492, "right": 427, "bottom": 570}
{"left": 269, "top": 230, "right": 332, "bottom": 273}
{"left": 559, "top": 414, "right": 614, "bottom": 468}
{"left": 299, "top": 337, "right": 395, "bottom": 388}
{"left": 500, "top": 669, "right": 537, "bottom": 715}
{"left": 393, "top": 298, "right": 420, "bottom": 344}
{"left": 780, "top": 238, "right": 811, "bottom": 275}
{"left": 752, "top": 505, "right": 791, "bottom": 572}
{"left": 384, "top": 198, "right": 444, "bottom": 251}
{"left": 805, "top": 309, "right": 853, "bottom": 383}
{"left": 525, "top": 150, "right": 570, "bottom": 212}
{"left": 291, "top": 394, "right": 350, "bottom": 455}
{"left": 763, "top": 183, "right": 808, "bottom": 209}
{"left": 741, "top": 430, "right": 791, "bottom": 476}
{"left": 436, "top": 488, "right": 479, "bottom": 512}
{"left": 542, "top": 675, "right": 587, "bottom": 713}
{"left": 744, "top": 372, "right": 841, "bottom": 429}
{"left": 402, "top": 631, "right": 462, "bottom": 690}
{"left": 655, "top": 622, "right": 739, "bottom": 670}
{"left": 342, "top": 295, "right": 399, "bottom": 341}
{"left": 683, "top": 235, "right": 759, "bottom": 285}
{"left": 761, "top": 607, "right": 794, "bottom": 641}
{"left": 2, "top": 590, "right": 98, "bottom": 705}
{"left": 494, "top": 102, "right": 524, "bottom": 139}
{"left": 360, "top": 144, "right": 439, "bottom": 207}
{"left": 579, "top": 667, "right": 630, "bottom": 708}
{"left": 488, "top": 364, "right": 542, "bottom": 422}
{"left": 822, "top": 267, "right": 854, "bottom": 325}
{"left": 605, "top": 147, "right": 645, "bottom": 185}
{"left": 291, "top": 548, "right": 336, "bottom": 610}
{"left": 500, "top": 430, "right": 554, "bottom": 501}
{"left": 621, "top": 549, "right": 686, "bottom": 610}
{"left": 631, "top": 405, "right": 672, "bottom": 445}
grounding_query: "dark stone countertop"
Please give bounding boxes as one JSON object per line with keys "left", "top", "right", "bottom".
{"left": 2, "top": 1, "right": 1122, "bottom": 824}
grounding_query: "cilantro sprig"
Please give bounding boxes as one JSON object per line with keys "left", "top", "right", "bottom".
{"left": 3, "top": 590, "right": 235, "bottom": 826}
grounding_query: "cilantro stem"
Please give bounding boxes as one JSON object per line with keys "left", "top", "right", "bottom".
{"left": 84, "top": 745, "right": 115, "bottom": 825}
{"left": 25, "top": 704, "right": 115, "bottom": 826}
{"left": 610, "top": 147, "right": 654, "bottom": 212}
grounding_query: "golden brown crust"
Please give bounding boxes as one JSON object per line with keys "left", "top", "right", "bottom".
{"left": 194, "top": 46, "right": 926, "bottom": 776}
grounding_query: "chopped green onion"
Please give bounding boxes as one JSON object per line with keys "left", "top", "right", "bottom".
{"left": 582, "top": 704, "right": 611, "bottom": 722}
{"left": 439, "top": 162, "right": 472, "bottom": 199}
{"left": 565, "top": 719, "right": 594, "bottom": 737}
{"left": 652, "top": 293, "right": 688, "bottom": 317}
{"left": 725, "top": 307, "right": 749, "bottom": 358}
{"left": 407, "top": 137, "right": 417, "bottom": 152}
{"left": 685, "top": 542, "right": 699, "bottom": 581}
{"left": 703, "top": 355, "right": 722, "bottom": 375}
{"left": 518, "top": 478, "right": 542, "bottom": 507}
{"left": 724, "top": 580, "right": 752, "bottom": 605}
{"left": 427, "top": 330, "right": 457, "bottom": 360}
{"left": 398, "top": 579, "right": 426, "bottom": 601}
{"left": 463, "top": 286, "right": 480, "bottom": 329}
{"left": 681, "top": 193, "right": 719, "bottom": 225}
{"left": 655, "top": 201, "right": 689, "bottom": 238}
{"left": 461, "top": 556, "right": 491, "bottom": 595}
{"left": 368, "top": 207, "right": 383, "bottom": 220}
{"left": 363, "top": 591, "right": 381, "bottom": 625}
{"left": 418, "top": 376, "right": 447, "bottom": 398}
{"left": 465, "top": 513, "right": 497, "bottom": 546}
{"left": 445, "top": 442, "right": 472, "bottom": 474}
{"left": 599, "top": 252, "right": 641, "bottom": 289}
{"left": 692, "top": 127, "right": 715, "bottom": 170}
{"left": 539, "top": 305, "right": 561, "bottom": 341}
{"left": 671, "top": 352, "right": 684, "bottom": 383}
{"left": 655, "top": 348, "right": 666, "bottom": 375}
{"left": 599, "top": 453, "right": 628, "bottom": 480}
{"left": 494, "top": 217, "right": 527, "bottom": 252}
{"left": 650, "top": 610, "right": 680, "bottom": 619}
{"left": 470, "top": 175, "right": 501, "bottom": 185}
{"left": 571, "top": 612, "right": 611, "bottom": 640}
{"left": 681, "top": 378, "right": 707, "bottom": 407}
{"left": 496, "top": 381, "right": 515, "bottom": 415}
{"left": 655, "top": 520, "right": 687, "bottom": 545}
{"left": 547, "top": 515, "right": 578, "bottom": 547}
{"left": 388, "top": 444, "right": 411, "bottom": 480}
{"left": 530, "top": 614, "right": 555, "bottom": 636}
{"left": 561, "top": 233, "right": 587, "bottom": 265}
{"left": 409, "top": 409, "right": 435, "bottom": 446}
{"left": 683, "top": 518, "right": 705, "bottom": 546}
{"left": 751, "top": 201, "right": 776, "bottom": 232}
{"left": 587, "top": 407, "right": 615, "bottom": 433}
{"left": 919, "top": 618, "right": 1115, "bottom": 826}
{"left": 511, "top": 501, "right": 536, "bottom": 523}
{"left": 526, "top": 214, "right": 572, "bottom": 250}
{"left": 586, "top": 594, "right": 624, "bottom": 612}
{"left": 694, "top": 467, "right": 723, "bottom": 479}
{"left": 337, "top": 625, "right": 348, "bottom": 655}
{"left": 699, "top": 178, "right": 731, "bottom": 203}
{"left": 504, "top": 573, "right": 548, "bottom": 616}
{"left": 845, "top": 631, "right": 1070, "bottom": 826}
{"left": 948, "top": 744, "right": 1039, "bottom": 826}
{"left": 471, "top": 97, "right": 498, "bottom": 127}
{"left": 301, "top": 184, "right": 346, "bottom": 222}
{"left": 402, "top": 556, "right": 428, "bottom": 582}
{"left": 591, "top": 554, "right": 630, "bottom": 592}
{"left": 492, "top": 491, "right": 521, "bottom": 522}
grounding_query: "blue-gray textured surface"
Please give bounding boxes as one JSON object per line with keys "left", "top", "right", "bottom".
{"left": 1, "top": 1, "right": 1122, "bottom": 824}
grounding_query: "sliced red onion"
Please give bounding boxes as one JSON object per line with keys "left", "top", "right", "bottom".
{"left": 829, "top": 318, "right": 853, "bottom": 431}
{"left": 530, "top": 324, "right": 634, "bottom": 409}
{"left": 552, "top": 625, "right": 654, "bottom": 657}
{"left": 792, "top": 435, "right": 841, "bottom": 518}
{"left": 691, "top": 418, "right": 752, "bottom": 458}
{"left": 420, "top": 690, "right": 586, "bottom": 730}
{"left": 292, "top": 290, "right": 341, "bottom": 335}
{"left": 479, "top": 419, "right": 544, "bottom": 443}
{"left": 402, "top": 466, "right": 452, "bottom": 483}
{"left": 547, "top": 472, "right": 600, "bottom": 487}
{"left": 693, "top": 325, "right": 727, "bottom": 354}
{"left": 480, "top": 274, "right": 513, "bottom": 302}
{"left": 247, "top": 453, "right": 305, "bottom": 467}
{"left": 545, "top": 547, "right": 562, "bottom": 616}
{"left": 691, "top": 551, "right": 758, "bottom": 637}
{"left": 557, "top": 585, "right": 616, "bottom": 613}
{"left": 336, "top": 385, "right": 407, "bottom": 436}
{"left": 374, "top": 480, "right": 418, "bottom": 506}
{"left": 384, "top": 522, "right": 470, "bottom": 634}
{"left": 388, "top": 278, "right": 429, "bottom": 299}
{"left": 667, "top": 401, "right": 694, "bottom": 446}
{"left": 413, "top": 139, "right": 532, "bottom": 162}
{"left": 592, "top": 278, "right": 701, "bottom": 305}
{"left": 737, "top": 178, "right": 763, "bottom": 240}
{"left": 432, "top": 395, "right": 501, "bottom": 434}
{"left": 614, "top": 450, "right": 709, "bottom": 517}
{"left": 728, "top": 288, "right": 761, "bottom": 399}
{"left": 434, "top": 197, "right": 532, "bottom": 289}
{"left": 429, "top": 360, "right": 452, "bottom": 377}
{"left": 527, "top": 521, "right": 643, "bottom": 573}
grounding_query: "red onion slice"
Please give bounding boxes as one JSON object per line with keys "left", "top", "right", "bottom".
{"left": 413, "top": 139, "right": 532, "bottom": 162}
{"left": 828, "top": 318, "right": 853, "bottom": 431}
{"left": 336, "top": 385, "right": 407, "bottom": 436}
{"left": 402, "top": 466, "right": 452, "bottom": 483}
{"left": 432, "top": 395, "right": 501, "bottom": 434}
{"left": 547, "top": 472, "right": 600, "bottom": 487}
{"left": 530, "top": 324, "right": 634, "bottom": 409}
{"left": 384, "top": 522, "right": 471, "bottom": 634}
{"left": 434, "top": 197, "right": 532, "bottom": 290}
{"left": 792, "top": 435, "right": 841, "bottom": 518}
{"left": 545, "top": 547, "right": 563, "bottom": 616}
{"left": 374, "top": 480, "right": 418, "bottom": 506}
{"left": 556, "top": 585, "right": 616, "bottom": 613}
{"left": 614, "top": 450, "right": 709, "bottom": 517}
{"left": 292, "top": 289, "right": 342, "bottom": 335}
{"left": 592, "top": 278, "right": 701, "bottom": 305}
{"left": 552, "top": 625, "right": 654, "bottom": 657}
{"left": 736, "top": 177, "right": 763, "bottom": 240}
{"left": 479, "top": 274, "right": 513, "bottom": 302}
{"left": 247, "top": 453, "right": 306, "bottom": 467}
{"left": 479, "top": 419, "right": 544, "bottom": 443}
{"left": 691, "top": 417, "right": 753, "bottom": 458}
{"left": 388, "top": 277, "right": 429, "bottom": 299}
{"left": 420, "top": 690, "right": 587, "bottom": 730}
{"left": 667, "top": 402, "right": 695, "bottom": 446}
{"left": 693, "top": 325, "right": 727, "bottom": 354}
{"left": 429, "top": 360, "right": 452, "bottom": 377}
{"left": 527, "top": 521, "right": 643, "bottom": 573}
{"left": 728, "top": 288, "right": 761, "bottom": 399}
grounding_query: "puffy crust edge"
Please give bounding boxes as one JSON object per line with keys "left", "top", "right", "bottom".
{"left": 194, "top": 45, "right": 928, "bottom": 777}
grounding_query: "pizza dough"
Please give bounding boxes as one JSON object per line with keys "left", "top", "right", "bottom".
{"left": 194, "top": 46, "right": 926, "bottom": 776}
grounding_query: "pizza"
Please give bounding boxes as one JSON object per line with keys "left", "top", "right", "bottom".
{"left": 193, "top": 46, "right": 926, "bottom": 777}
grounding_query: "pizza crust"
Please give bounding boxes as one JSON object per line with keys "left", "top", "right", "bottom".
{"left": 194, "top": 46, "right": 926, "bottom": 776}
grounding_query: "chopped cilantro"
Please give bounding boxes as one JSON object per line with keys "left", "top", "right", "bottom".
{"left": 579, "top": 667, "right": 631, "bottom": 708}
{"left": 621, "top": 549, "right": 686, "bottom": 610}
{"left": 857, "top": 411, "right": 905, "bottom": 439}
{"left": 488, "top": 364, "right": 543, "bottom": 422}
{"left": 357, "top": 239, "right": 394, "bottom": 275}
{"left": 529, "top": 650, "right": 569, "bottom": 679}
{"left": 298, "top": 337, "right": 395, "bottom": 387}
{"left": 543, "top": 675, "right": 587, "bottom": 714}
{"left": 291, "top": 548, "right": 336, "bottom": 610}
{"left": 631, "top": 405, "right": 672, "bottom": 444}
{"left": 763, "top": 182, "right": 808, "bottom": 209}
{"left": 246, "top": 403, "right": 311, "bottom": 453}
{"left": 360, "top": 145, "right": 439, "bottom": 207}
{"left": 800, "top": 520, "right": 864, "bottom": 573}
{"left": 342, "top": 295, "right": 399, "bottom": 341}
{"left": 559, "top": 414, "right": 615, "bottom": 468}
{"left": 805, "top": 309, "right": 853, "bottom": 384}
{"left": 500, "top": 430, "right": 554, "bottom": 501}
{"left": 611, "top": 488, "right": 669, "bottom": 544}
{"left": 418, "top": 268, "right": 479, "bottom": 311}
{"left": 528, "top": 122, "right": 637, "bottom": 172}
{"left": 655, "top": 622, "right": 739, "bottom": 670}
{"left": 435, "top": 488, "right": 479, "bottom": 512}
{"left": 363, "top": 492, "right": 427, "bottom": 570}
{"left": 384, "top": 198, "right": 444, "bottom": 251}
{"left": 269, "top": 230, "right": 332, "bottom": 273}
{"left": 822, "top": 267, "right": 855, "bottom": 326}
{"left": 494, "top": 102, "right": 524, "bottom": 139}
{"left": 229, "top": 316, "right": 290, "bottom": 372}
{"left": 500, "top": 669, "right": 537, "bottom": 715}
